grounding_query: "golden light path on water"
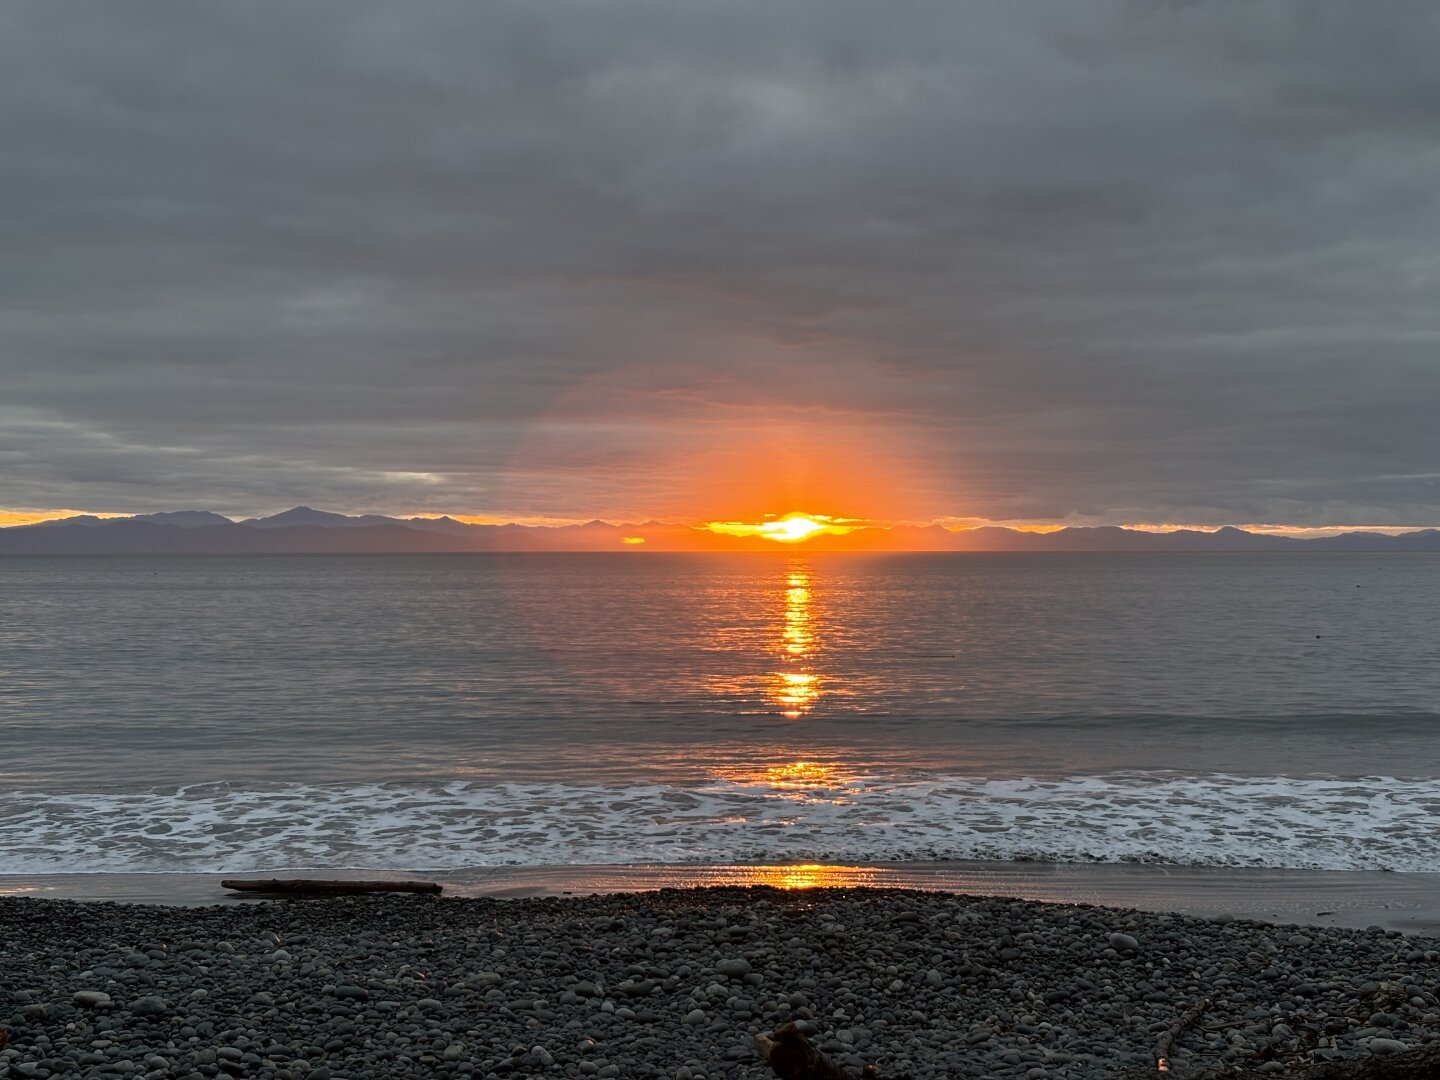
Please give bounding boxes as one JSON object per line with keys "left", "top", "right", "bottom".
{"left": 696, "top": 554, "right": 831, "bottom": 721}
{"left": 749, "top": 566, "right": 852, "bottom": 860}
{"left": 772, "top": 562, "right": 820, "bottom": 718}
{"left": 707, "top": 565, "right": 864, "bottom": 875}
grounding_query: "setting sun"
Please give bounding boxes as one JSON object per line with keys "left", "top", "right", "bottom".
{"left": 704, "top": 512, "right": 861, "bottom": 544}
{"left": 767, "top": 516, "right": 828, "bottom": 542}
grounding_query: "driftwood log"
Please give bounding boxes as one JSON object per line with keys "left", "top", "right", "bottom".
{"left": 220, "top": 878, "right": 442, "bottom": 895}
{"left": 1155, "top": 997, "right": 1210, "bottom": 1071}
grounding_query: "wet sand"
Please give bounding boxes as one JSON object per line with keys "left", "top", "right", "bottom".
{"left": 3, "top": 861, "right": 1438, "bottom": 934}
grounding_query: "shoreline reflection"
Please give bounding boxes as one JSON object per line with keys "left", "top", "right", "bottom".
{"left": 740, "top": 864, "right": 880, "bottom": 890}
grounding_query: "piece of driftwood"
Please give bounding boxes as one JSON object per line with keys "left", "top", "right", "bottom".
{"left": 1155, "top": 997, "right": 1211, "bottom": 1071}
{"left": 220, "top": 878, "right": 442, "bottom": 895}
{"left": 754, "top": 1023, "right": 898, "bottom": 1080}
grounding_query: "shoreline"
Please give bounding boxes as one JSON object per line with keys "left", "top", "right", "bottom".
{"left": 5, "top": 860, "right": 1439, "bottom": 933}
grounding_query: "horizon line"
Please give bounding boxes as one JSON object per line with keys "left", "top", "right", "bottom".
{"left": 2, "top": 506, "right": 1438, "bottom": 539}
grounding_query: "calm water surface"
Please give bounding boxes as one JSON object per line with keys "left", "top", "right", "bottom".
{"left": 2, "top": 553, "right": 1438, "bottom": 873}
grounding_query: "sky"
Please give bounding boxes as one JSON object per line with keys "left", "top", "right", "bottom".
{"left": 3, "top": 1, "right": 1440, "bottom": 530}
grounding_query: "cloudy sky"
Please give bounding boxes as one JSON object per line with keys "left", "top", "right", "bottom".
{"left": 3, "top": 1, "right": 1439, "bottom": 528}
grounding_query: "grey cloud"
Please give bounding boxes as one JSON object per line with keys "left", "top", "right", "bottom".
{"left": 2, "top": 1, "right": 1439, "bottom": 523}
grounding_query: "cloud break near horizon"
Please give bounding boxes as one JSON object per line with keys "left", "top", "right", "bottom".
{"left": 3, "top": 2, "right": 1440, "bottom": 531}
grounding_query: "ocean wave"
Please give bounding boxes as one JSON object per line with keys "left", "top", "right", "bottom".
{"left": 2, "top": 772, "right": 1436, "bottom": 874}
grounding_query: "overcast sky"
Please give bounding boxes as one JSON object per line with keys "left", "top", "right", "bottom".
{"left": 3, "top": 1, "right": 1439, "bottom": 526}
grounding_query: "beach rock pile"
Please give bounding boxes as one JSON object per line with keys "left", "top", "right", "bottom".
{"left": 2, "top": 888, "right": 1438, "bottom": 1079}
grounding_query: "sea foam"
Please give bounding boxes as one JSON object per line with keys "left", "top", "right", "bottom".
{"left": 0, "top": 771, "right": 1434, "bottom": 874}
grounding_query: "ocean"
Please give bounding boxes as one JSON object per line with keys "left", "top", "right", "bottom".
{"left": 3, "top": 552, "right": 1438, "bottom": 876}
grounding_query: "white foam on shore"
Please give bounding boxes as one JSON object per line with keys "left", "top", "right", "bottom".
{"left": 2, "top": 772, "right": 1436, "bottom": 874}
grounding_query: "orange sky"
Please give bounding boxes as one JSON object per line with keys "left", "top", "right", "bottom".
{"left": 0, "top": 510, "right": 129, "bottom": 527}
{"left": 490, "top": 359, "right": 953, "bottom": 526}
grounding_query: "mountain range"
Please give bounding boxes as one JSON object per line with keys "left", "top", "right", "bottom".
{"left": 3, "top": 507, "right": 1440, "bottom": 554}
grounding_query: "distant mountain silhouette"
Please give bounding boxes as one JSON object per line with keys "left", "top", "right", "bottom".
{"left": 241, "top": 506, "right": 403, "bottom": 529}
{"left": 399, "top": 515, "right": 478, "bottom": 536}
{"left": 240, "top": 507, "right": 491, "bottom": 535}
{"left": 27, "top": 514, "right": 115, "bottom": 528}
{"left": 26, "top": 510, "right": 233, "bottom": 529}
{"left": 132, "top": 510, "right": 235, "bottom": 528}
{"left": 3, "top": 508, "right": 1440, "bottom": 554}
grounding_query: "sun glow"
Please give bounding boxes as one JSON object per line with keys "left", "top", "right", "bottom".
{"left": 704, "top": 512, "right": 860, "bottom": 544}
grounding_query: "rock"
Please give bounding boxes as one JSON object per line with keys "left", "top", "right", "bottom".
{"left": 924, "top": 968, "right": 943, "bottom": 988}
{"left": 132, "top": 995, "right": 168, "bottom": 1016}
{"left": 1369, "top": 1038, "right": 1408, "bottom": 1056}
{"left": 72, "top": 990, "right": 112, "bottom": 1008}
{"left": 1108, "top": 932, "right": 1140, "bottom": 953}
{"left": 684, "top": 1008, "right": 708, "bottom": 1026}
{"left": 716, "top": 958, "right": 751, "bottom": 979}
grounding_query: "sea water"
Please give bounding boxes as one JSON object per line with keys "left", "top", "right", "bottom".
{"left": 2, "top": 552, "right": 1438, "bottom": 874}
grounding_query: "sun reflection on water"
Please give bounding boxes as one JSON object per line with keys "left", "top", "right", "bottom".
{"left": 717, "top": 758, "right": 853, "bottom": 802}
{"left": 755, "top": 760, "right": 838, "bottom": 787}
{"left": 782, "top": 578, "right": 812, "bottom": 655}
{"left": 772, "top": 561, "right": 820, "bottom": 717}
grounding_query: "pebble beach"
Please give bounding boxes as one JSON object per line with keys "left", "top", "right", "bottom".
{"left": 4, "top": 888, "right": 1439, "bottom": 1080}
